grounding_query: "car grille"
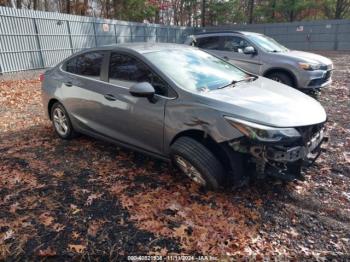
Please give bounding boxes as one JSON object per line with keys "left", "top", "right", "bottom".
{"left": 308, "top": 70, "right": 332, "bottom": 87}
{"left": 320, "top": 64, "right": 333, "bottom": 70}
{"left": 296, "top": 123, "right": 324, "bottom": 144}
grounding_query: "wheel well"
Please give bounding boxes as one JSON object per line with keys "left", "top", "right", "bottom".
{"left": 170, "top": 130, "right": 232, "bottom": 172}
{"left": 263, "top": 68, "right": 297, "bottom": 87}
{"left": 48, "top": 99, "right": 59, "bottom": 120}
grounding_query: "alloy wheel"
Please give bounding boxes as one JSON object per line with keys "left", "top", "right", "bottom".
{"left": 174, "top": 155, "right": 206, "bottom": 186}
{"left": 53, "top": 107, "right": 69, "bottom": 136}
{"left": 271, "top": 76, "right": 283, "bottom": 83}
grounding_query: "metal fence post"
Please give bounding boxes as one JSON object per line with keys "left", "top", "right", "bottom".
{"left": 334, "top": 23, "right": 339, "bottom": 51}
{"left": 93, "top": 21, "right": 98, "bottom": 47}
{"left": 66, "top": 20, "right": 74, "bottom": 54}
{"left": 0, "top": 16, "right": 3, "bottom": 74}
{"left": 130, "top": 24, "right": 133, "bottom": 42}
{"left": 33, "top": 17, "right": 45, "bottom": 68}
{"left": 114, "top": 23, "right": 117, "bottom": 44}
{"left": 167, "top": 27, "right": 169, "bottom": 42}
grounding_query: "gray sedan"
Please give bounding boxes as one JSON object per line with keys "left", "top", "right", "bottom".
{"left": 41, "top": 43, "right": 327, "bottom": 189}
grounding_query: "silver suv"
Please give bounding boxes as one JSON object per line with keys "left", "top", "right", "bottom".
{"left": 41, "top": 43, "right": 327, "bottom": 190}
{"left": 185, "top": 31, "right": 333, "bottom": 89}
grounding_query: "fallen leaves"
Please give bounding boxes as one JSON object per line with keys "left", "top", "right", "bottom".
{"left": 0, "top": 52, "right": 350, "bottom": 260}
{"left": 68, "top": 244, "right": 86, "bottom": 254}
{"left": 39, "top": 212, "right": 55, "bottom": 227}
{"left": 85, "top": 193, "right": 103, "bottom": 206}
{"left": 38, "top": 247, "right": 56, "bottom": 257}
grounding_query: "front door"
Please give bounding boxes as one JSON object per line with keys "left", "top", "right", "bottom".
{"left": 97, "top": 52, "right": 170, "bottom": 155}
{"left": 214, "top": 35, "right": 262, "bottom": 74}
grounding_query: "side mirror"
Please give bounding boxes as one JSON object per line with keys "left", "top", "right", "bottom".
{"left": 129, "top": 82, "right": 155, "bottom": 98}
{"left": 243, "top": 46, "right": 256, "bottom": 55}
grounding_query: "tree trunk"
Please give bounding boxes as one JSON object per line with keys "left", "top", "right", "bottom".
{"left": 44, "top": 0, "right": 49, "bottom": 11}
{"left": 66, "top": 0, "right": 70, "bottom": 14}
{"left": 248, "top": 0, "right": 254, "bottom": 24}
{"left": 201, "top": 0, "right": 205, "bottom": 27}
{"left": 271, "top": 0, "right": 276, "bottom": 20}
{"left": 16, "top": 0, "right": 21, "bottom": 8}
{"left": 33, "top": 0, "right": 37, "bottom": 10}
{"left": 289, "top": 10, "right": 295, "bottom": 22}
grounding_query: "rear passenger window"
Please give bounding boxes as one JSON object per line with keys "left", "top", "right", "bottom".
{"left": 196, "top": 36, "right": 221, "bottom": 50}
{"left": 109, "top": 52, "right": 168, "bottom": 96}
{"left": 65, "top": 52, "right": 104, "bottom": 79}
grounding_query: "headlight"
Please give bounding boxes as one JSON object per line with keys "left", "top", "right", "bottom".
{"left": 224, "top": 116, "right": 301, "bottom": 143}
{"left": 298, "top": 62, "right": 321, "bottom": 71}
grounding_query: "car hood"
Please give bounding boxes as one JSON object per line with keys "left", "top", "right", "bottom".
{"left": 200, "top": 77, "right": 327, "bottom": 127}
{"left": 280, "top": 50, "right": 333, "bottom": 66}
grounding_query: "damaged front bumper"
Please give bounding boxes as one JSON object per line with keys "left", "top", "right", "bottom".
{"left": 266, "top": 127, "right": 327, "bottom": 166}
{"left": 228, "top": 126, "right": 328, "bottom": 180}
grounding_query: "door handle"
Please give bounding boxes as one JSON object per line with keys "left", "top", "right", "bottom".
{"left": 64, "top": 82, "right": 72, "bottom": 87}
{"left": 104, "top": 94, "right": 117, "bottom": 101}
{"left": 223, "top": 56, "right": 229, "bottom": 60}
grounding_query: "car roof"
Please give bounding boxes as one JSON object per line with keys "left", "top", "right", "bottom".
{"left": 83, "top": 42, "right": 193, "bottom": 54}
{"left": 191, "top": 31, "right": 262, "bottom": 37}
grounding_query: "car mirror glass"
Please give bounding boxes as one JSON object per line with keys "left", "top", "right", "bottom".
{"left": 129, "top": 82, "right": 155, "bottom": 98}
{"left": 243, "top": 46, "right": 256, "bottom": 55}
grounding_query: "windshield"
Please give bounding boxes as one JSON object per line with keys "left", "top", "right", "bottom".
{"left": 246, "top": 34, "right": 289, "bottom": 53}
{"left": 144, "top": 48, "right": 249, "bottom": 92}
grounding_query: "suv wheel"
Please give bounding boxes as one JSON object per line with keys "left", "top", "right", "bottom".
{"left": 170, "top": 137, "right": 224, "bottom": 190}
{"left": 51, "top": 102, "right": 77, "bottom": 139}
{"left": 267, "top": 72, "right": 293, "bottom": 87}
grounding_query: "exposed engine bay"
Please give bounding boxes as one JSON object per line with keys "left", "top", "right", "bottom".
{"left": 228, "top": 123, "right": 328, "bottom": 180}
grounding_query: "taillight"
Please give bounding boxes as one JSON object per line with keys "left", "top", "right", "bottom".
{"left": 39, "top": 73, "right": 45, "bottom": 82}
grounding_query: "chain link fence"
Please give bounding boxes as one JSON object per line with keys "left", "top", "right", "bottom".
{"left": 1, "top": 6, "right": 349, "bottom": 74}
{"left": 0, "top": 6, "right": 193, "bottom": 73}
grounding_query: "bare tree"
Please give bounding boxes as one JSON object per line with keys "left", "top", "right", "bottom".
{"left": 334, "top": 0, "right": 350, "bottom": 18}
{"left": 248, "top": 0, "right": 254, "bottom": 23}
{"left": 66, "top": 0, "right": 71, "bottom": 14}
{"left": 201, "top": 0, "right": 205, "bottom": 26}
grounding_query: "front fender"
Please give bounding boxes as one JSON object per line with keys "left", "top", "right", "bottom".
{"left": 163, "top": 100, "right": 243, "bottom": 154}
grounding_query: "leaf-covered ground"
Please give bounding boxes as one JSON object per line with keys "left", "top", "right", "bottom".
{"left": 0, "top": 52, "right": 349, "bottom": 260}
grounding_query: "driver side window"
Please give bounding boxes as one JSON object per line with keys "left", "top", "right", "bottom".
{"left": 221, "top": 36, "right": 250, "bottom": 53}
{"left": 109, "top": 52, "right": 168, "bottom": 96}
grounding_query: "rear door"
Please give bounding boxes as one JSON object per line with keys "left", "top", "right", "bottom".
{"left": 60, "top": 51, "right": 112, "bottom": 133}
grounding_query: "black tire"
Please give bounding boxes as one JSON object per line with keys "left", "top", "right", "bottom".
{"left": 50, "top": 102, "right": 77, "bottom": 140}
{"left": 170, "top": 136, "right": 225, "bottom": 190}
{"left": 267, "top": 72, "right": 294, "bottom": 87}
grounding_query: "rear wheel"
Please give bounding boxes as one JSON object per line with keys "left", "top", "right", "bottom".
{"left": 267, "top": 72, "right": 294, "bottom": 87}
{"left": 51, "top": 102, "right": 77, "bottom": 139}
{"left": 170, "top": 136, "right": 225, "bottom": 190}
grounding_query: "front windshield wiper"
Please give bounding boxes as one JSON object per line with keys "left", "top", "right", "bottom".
{"left": 232, "top": 76, "right": 257, "bottom": 84}
{"left": 217, "top": 76, "right": 257, "bottom": 89}
{"left": 268, "top": 50, "right": 281, "bottom": 53}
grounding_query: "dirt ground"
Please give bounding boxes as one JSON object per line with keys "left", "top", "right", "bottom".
{"left": 0, "top": 52, "right": 349, "bottom": 260}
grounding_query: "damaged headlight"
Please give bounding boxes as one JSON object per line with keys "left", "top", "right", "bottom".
{"left": 224, "top": 116, "right": 301, "bottom": 143}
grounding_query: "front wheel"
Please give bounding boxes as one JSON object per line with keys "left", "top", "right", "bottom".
{"left": 267, "top": 72, "right": 294, "bottom": 87}
{"left": 170, "top": 137, "right": 225, "bottom": 190}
